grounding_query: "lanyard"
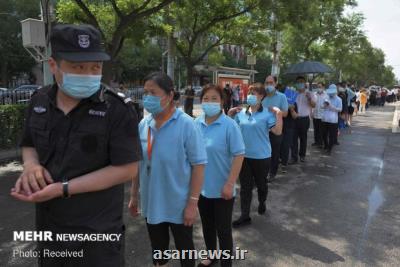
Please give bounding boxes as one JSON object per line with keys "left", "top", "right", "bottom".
{"left": 146, "top": 107, "right": 176, "bottom": 162}
{"left": 147, "top": 127, "right": 154, "bottom": 161}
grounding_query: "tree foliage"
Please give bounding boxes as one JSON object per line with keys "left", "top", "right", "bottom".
{"left": 54, "top": 0, "right": 397, "bottom": 87}
{"left": 57, "top": 0, "right": 175, "bottom": 81}
{"left": 0, "top": 0, "right": 39, "bottom": 87}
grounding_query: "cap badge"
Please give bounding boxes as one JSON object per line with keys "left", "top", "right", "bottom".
{"left": 78, "top": 35, "right": 90, "bottom": 48}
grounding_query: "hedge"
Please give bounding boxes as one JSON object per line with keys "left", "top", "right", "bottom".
{"left": 0, "top": 104, "right": 28, "bottom": 149}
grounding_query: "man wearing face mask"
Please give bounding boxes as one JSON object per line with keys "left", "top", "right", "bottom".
{"left": 312, "top": 82, "right": 328, "bottom": 148}
{"left": 290, "top": 76, "right": 316, "bottom": 164}
{"left": 11, "top": 24, "right": 142, "bottom": 266}
{"left": 321, "top": 84, "right": 342, "bottom": 154}
{"left": 262, "top": 75, "right": 288, "bottom": 181}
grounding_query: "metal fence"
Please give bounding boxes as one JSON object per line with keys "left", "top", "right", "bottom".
{"left": 0, "top": 90, "right": 34, "bottom": 105}
{"left": 0, "top": 86, "right": 145, "bottom": 106}
{"left": 126, "top": 86, "right": 144, "bottom": 102}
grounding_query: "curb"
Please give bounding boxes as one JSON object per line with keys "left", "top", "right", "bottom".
{"left": 0, "top": 149, "right": 20, "bottom": 164}
{"left": 392, "top": 102, "right": 400, "bottom": 133}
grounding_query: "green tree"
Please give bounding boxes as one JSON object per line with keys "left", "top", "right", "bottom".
{"left": 0, "top": 0, "right": 39, "bottom": 87}
{"left": 159, "top": 0, "right": 266, "bottom": 87}
{"left": 56, "top": 0, "right": 175, "bottom": 82}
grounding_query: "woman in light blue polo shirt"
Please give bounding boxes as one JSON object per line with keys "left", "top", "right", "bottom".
{"left": 228, "top": 83, "right": 283, "bottom": 228}
{"left": 128, "top": 72, "right": 207, "bottom": 267}
{"left": 194, "top": 84, "right": 245, "bottom": 267}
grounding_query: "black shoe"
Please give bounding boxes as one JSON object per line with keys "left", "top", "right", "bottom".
{"left": 232, "top": 216, "right": 252, "bottom": 228}
{"left": 288, "top": 159, "right": 298, "bottom": 165}
{"left": 281, "top": 164, "right": 287, "bottom": 173}
{"left": 258, "top": 202, "right": 266, "bottom": 215}
{"left": 334, "top": 142, "right": 340, "bottom": 145}
{"left": 311, "top": 143, "right": 318, "bottom": 146}
{"left": 267, "top": 173, "right": 276, "bottom": 183}
{"left": 197, "top": 259, "right": 218, "bottom": 267}
{"left": 300, "top": 157, "right": 305, "bottom": 162}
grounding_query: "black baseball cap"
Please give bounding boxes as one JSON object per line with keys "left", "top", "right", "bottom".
{"left": 50, "top": 24, "right": 110, "bottom": 62}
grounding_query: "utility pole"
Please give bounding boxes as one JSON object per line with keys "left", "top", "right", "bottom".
{"left": 40, "top": 0, "right": 54, "bottom": 86}
{"left": 167, "top": 33, "right": 175, "bottom": 81}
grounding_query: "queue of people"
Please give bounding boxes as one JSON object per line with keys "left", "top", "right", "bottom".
{"left": 13, "top": 24, "right": 388, "bottom": 267}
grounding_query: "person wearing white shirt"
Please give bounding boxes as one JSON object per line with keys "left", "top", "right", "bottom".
{"left": 291, "top": 76, "right": 316, "bottom": 163}
{"left": 322, "top": 84, "right": 342, "bottom": 155}
{"left": 312, "top": 82, "right": 328, "bottom": 148}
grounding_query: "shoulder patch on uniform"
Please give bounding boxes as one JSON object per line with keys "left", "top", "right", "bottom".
{"left": 104, "top": 88, "right": 132, "bottom": 105}
{"left": 33, "top": 106, "right": 47, "bottom": 114}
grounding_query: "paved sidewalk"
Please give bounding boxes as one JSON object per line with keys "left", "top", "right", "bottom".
{"left": 1, "top": 104, "right": 400, "bottom": 266}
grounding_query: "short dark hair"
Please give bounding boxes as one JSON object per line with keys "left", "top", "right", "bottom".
{"left": 296, "top": 76, "right": 306, "bottom": 82}
{"left": 248, "top": 83, "right": 267, "bottom": 98}
{"left": 173, "top": 91, "right": 180, "bottom": 101}
{"left": 144, "top": 72, "right": 174, "bottom": 94}
{"left": 200, "top": 84, "right": 225, "bottom": 103}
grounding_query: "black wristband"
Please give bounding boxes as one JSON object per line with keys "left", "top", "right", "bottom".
{"left": 62, "top": 180, "right": 70, "bottom": 198}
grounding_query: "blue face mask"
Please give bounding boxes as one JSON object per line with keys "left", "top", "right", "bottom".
{"left": 59, "top": 71, "right": 102, "bottom": 99}
{"left": 296, "top": 83, "right": 305, "bottom": 90}
{"left": 328, "top": 93, "right": 336, "bottom": 98}
{"left": 247, "top": 95, "right": 258, "bottom": 105}
{"left": 265, "top": 85, "right": 275, "bottom": 93}
{"left": 143, "top": 95, "right": 165, "bottom": 115}
{"left": 202, "top": 102, "right": 221, "bottom": 117}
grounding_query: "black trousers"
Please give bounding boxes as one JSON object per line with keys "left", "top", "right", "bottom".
{"left": 292, "top": 117, "right": 310, "bottom": 161}
{"left": 239, "top": 157, "right": 270, "bottom": 218}
{"left": 198, "top": 195, "right": 235, "bottom": 267}
{"left": 38, "top": 226, "right": 125, "bottom": 267}
{"left": 184, "top": 103, "right": 194, "bottom": 117}
{"left": 146, "top": 222, "right": 195, "bottom": 267}
{"left": 223, "top": 103, "right": 231, "bottom": 115}
{"left": 313, "top": 118, "right": 323, "bottom": 145}
{"left": 268, "top": 132, "right": 282, "bottom": 176}
{"left": 322, "top": 122, "right": 337, "bottom": 151}
{"left": 334, "top": 122, "right": 339, "bottom": 144}
{"left": 280, "top": 126, "right": 294, "bottom": 165}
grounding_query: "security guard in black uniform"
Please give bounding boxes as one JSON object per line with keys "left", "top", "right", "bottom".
{"left": 11, "top": 24, "right": 142, "bottom": 266}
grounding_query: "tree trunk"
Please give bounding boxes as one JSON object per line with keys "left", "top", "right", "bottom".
{"left": 1, "top": 61, "right": 8, "bottom": 87}
{"left": 102, "top": 60, "right": 116, "bottom": 85}
{"left": 186, "top": 63, "right": 194, "bottom": 89}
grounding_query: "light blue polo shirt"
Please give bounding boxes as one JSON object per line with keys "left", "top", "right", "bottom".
{"left": 195, "top": 113, "right": 245, "bottom": 199}
{"left": 139, "top": 109, "right": 207, "bottom": 224}
{"left": 234, "top": 108, "right": 276, "bottom": 159}
{"left": 262, "top": 91, "right": 289, "bottom": 112}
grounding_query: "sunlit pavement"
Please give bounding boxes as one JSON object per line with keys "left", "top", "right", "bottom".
{"left": 1, "top": 103, "right": 400, "bottom": 266}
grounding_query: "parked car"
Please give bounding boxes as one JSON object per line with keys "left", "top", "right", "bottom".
{"left": 0, "top": 85, "right": 41, "bottom": 105}
{"left": 179, "top": 86, "right": 203, "bottom": 97}
{"left": 193, "top": 86, "right": 203, "bottom": 97}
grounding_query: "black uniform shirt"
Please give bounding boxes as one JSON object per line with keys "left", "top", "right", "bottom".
{"left": 20, "top": 84, "right": 142, "bottom": 233}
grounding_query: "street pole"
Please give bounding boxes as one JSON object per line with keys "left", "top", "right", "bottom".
{"left": 251, "top": 64, "right": 254, "bottom": 83}
{"left": 167, "top": 33, "right": 175, "bottom": 81}
{"left": 40, "top": 0, "right": 53, "bottom": 86}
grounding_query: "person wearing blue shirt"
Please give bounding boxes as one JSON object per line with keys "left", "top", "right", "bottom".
{"left": 321, "top": 84, "right": 343, "bottom": 155}
{"left": 195, "top": 84, "right": 245, "bottom": 267}
{"left": 262, "top": 75, "right": 288, "bottom": 181}
{"left": 228, "top": 83, "right": 283, "bottom": 228}
{"left": 128, "top": 72, "right": 207, "bottom": 267}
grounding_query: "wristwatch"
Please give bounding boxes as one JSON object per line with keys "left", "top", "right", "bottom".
{"left": 62, "top": 179, "right": 70, "bottom": 198}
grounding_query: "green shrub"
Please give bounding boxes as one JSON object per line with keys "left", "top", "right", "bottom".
{"left": 0, "top": 104, "right": 28, "bottom": 149}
